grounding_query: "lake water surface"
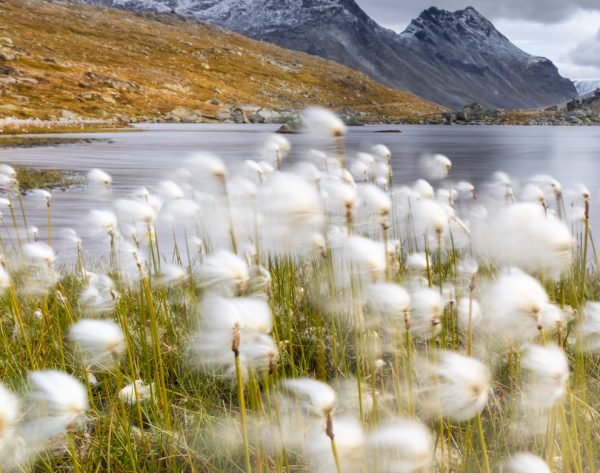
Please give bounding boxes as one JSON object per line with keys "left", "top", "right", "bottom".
{"left": 1, "top": 123, "right": 599, "bottom": 260}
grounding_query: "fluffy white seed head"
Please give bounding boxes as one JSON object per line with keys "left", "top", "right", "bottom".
{"left": 87, "top": 168, "right": 112, "bottom": 188}
{"left": 417, "top": 351, "right": 490, "bottom": 422}
{"left": 118, "top": 380, "right": 153, "bottom": 405}
{"left": 456, "top": 297, "right": 482, "bottom": 333}
{"left": 371, "top": 144, "right": 391, "bottom": 161}
{"left": 409, "top": 287, "right": 444, "bottom": 340}
{"left": 367, "top": 419, "right": 433, "bottom": 472}
{"left": 281, "top": 378, "right": 337, "bottom": 417}
{"left": 302, "top": 107, "right": 346, "bottom": 138}
{"left": 521, "top": 344, "right": 569, "bottom": 410}
{"left": 500, "top": 453, "right": 551, "bottom": 473}
{"left": 28, "top": 370, "right": 88, "bottom": 427}
{"left": 480, "top": 268, "right": 549, "bottom": 345}
{"left": 23, "top": 242, "right": 56, "bottom": 267}
{"left": 577, "top": 302, "right": 600, "bottom": 353}
{"left": 69, "top": 319, "right": 125, "bottom": 370}
{"left": 199, "top": 250, "right": 249, "bottom": 295}
{"left": 366, "top": 283, "right": 410, "bottom": 330}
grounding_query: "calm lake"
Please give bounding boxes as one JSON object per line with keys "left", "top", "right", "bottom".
{"left": 1, "top": 123, "right": 600, "bottom": 260}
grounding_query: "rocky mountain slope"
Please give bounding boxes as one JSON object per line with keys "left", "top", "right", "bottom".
{"left": 574, "top": 80, "right": 600, "bottom": 97}
{"left": 81, "top": 0, "right": 577, "bottom": 109}
{"left": 0, "top": 0, "right": 443, "bottom": 123}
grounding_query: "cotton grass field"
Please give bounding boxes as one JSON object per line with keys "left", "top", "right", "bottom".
{"left": 0, "top": 107, "right": 599, "bottom": 473}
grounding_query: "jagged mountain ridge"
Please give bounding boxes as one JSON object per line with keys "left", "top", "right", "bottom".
{"left": 79, "top": 0, "right": 577, "bottom": 109}
{"left": 574, "top": 80, "right": 600, "bottom": 97}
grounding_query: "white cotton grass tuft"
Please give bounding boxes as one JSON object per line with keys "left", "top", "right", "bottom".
{"left": 0, "top": 266, "right": 10, "bottom": 293}
{"left": 0, "top": 382, "right": 20, "bottom": 440}
{"left": 358, "top": 184, "right": 391, "bottom": 217}
{"left": 371, "top": 144, "right": 391, "bottom": 162}
{"left": 456, "top": 297, "right": 482, "bottom": 333}
{"left": 157, "top": 263, "right": 188, "bottom": 287}
{"left": 409, "top": 287, "right": 444, "bottom": 340}
{"left": 23, "top": 242, "right": 56, "bottom": 268}
{"left": 367, "top": 419, "right": 434, "bottom": 472}
{"left": 118, "top": 380, "right": 154, "bottom": 405}
{"left": 416, "top": 351, "right": 490, "bottom": 422}
{"left": 30, "top": 189, "right": 51, "bottom": 207}
{"left": 480, "top": 268, "right": 549, "bottom": 345}
{"left": 412, "top": 199, "right": 449, "bottom": 246}
{"left": 87, "top": 168, "right": 112, "bottom": 189}
{"left": 304, "top": 416, "right": 365, "bottom": 473}
{"left": 28, "top": 370, "right": 88, "bottom": 429}
{"left": 89, "top": 209, "right": 118, "bottom": 237}
{"left": 190, "top": 293, "right": 277, "bottom": 378}
{"left": 406, "top": 252, "right": 429, "bottom": 271}
{"left": 576, "top": 302, "right": 600, "bottom": 353}
{"left": 521, "top": 344, "right": 569, "bottom": 410}
{"left": 79, "top": 273, "right": 118, "bottom": 313}
{"left": 68, "top": 319, "right": 125, "bottom": 370}
{"left": 474, "top": 203, "right": 573, "bottom": 276}
{"left": 422, "top": 154, "right": 452, "bottom": 179}
{"left": 157, "top": 180, "right": 184, "bottom": 200}
{"left": 341, "top": 235, "right": 386, "bottom": 280}
{"left": 302, "top": 107, "right": 346, "bottom": 138}
{"left": 198, "top": 250, "right": 249, "bottom": 295}
{"left": 364, "top": 283, "right": 410, "bottom": 332}
{"left": 499, "top": 453, "right": 551, "bottom": 473}
{"left": 280, "top": 378, "right": 336, "bottom": 417}
{"left": 257, "top": 173, "right": 325, "bottom": 256}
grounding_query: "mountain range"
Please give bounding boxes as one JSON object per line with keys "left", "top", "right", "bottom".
{"left": 81, "top": 0, "right": 578, "bottom": 109}
{"left": 573, "top": 80, "right": 600, "bottom": 97}
{"left": 0, "top": 0, "right": 442, "bottom": 122}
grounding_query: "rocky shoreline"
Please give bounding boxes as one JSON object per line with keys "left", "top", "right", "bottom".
{"left": 440, "top": 90, "right": 600, "bottom": 126}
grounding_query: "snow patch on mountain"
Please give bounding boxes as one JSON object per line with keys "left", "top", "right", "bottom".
{"left": 573, "top": 80, "right": 600, "bottom": 97}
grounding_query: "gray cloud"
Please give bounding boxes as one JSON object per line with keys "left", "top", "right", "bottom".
{"left": 356, "top": 0, "right": 600, "bottom": 29}
{"left": 570, "top": 28, "right": 600, "bottom": 67}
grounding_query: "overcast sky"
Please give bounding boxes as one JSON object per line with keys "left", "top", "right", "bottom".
{"left": 355, "top": 1, "right": 600, "bottom": 80}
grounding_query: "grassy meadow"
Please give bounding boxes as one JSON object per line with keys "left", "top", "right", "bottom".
{"left": 0, "top": 108, "right": 598, "bottom": 473}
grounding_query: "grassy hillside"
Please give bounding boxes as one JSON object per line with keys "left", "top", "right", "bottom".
{"left": 0, "top": 0, "right": 444, "bottom": 123}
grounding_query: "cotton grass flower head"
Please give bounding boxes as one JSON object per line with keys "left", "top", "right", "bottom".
{"left": 118, "top": 380, "right": 154, "bottom": 405}
{"left": 79, "top": 273, "right": 118, "bottom": 313}
{"left": 372, "top": 144, "right": 391, "bottom": 162}
{"left": 364, "top": 282, "right": 410, "bottom": 332}
{"left": 409, "top": 287, "right": 444, "bottom": 340}
{"left": 156, "top": 179, "right": 184, "bottom": 199}
{"left": 480, "top": 268, "right": 549, "bottom": 345}
{"left": 521, "top": 344, "right": 569, "bottom": 410}
{"left": 305, "top": 416, "right": 365, "bottom": 473}
{"left": 191, "top": 293, "right": 276, "bottom": 378}
{"left": 199, "top": 250, "right": 249, "bottom": 295}
{"left": 500, "top": 453, "right": 551, "bottom": 473}
{"left": 474, "top": 203, "right": 573, "bottom": 276}
{"left": 87, "top": 168, "right": 112, "bottom": 189}
{"left": 342, "top": 235, "right": 386, "bottom": 279}
{"left": 23, "top": 242, "right": 55, "bottom": 268}
{"left": 416, "top": 351, "right": 490, "bottom": 422}
{"left": 367, "top": 419, "right": 434, "bottom": 473}
{"left": 456, "top": 297, "right": 482, "bottom": 333}
{"left": 89, "top": 209, "right": 118, "bottom": 237}
{"left": 280, "top": 378, "right": 336, "bottom": 418}
{"left": 0, "top": 265, "right": 10, "bottom": 293}
{"left": 157, "top": 263, "right": 188, "bottom": 287}
{"left": 28, "top": 370, "right": 88, "bottom": 429}
{"left": 302, "top": 107, "right": 346, "bottom": 138}
{"left": 30, "top": 189, "right": 51, "bottom": 207}
{"left": 0, "top": 382, "right": 20, "bottom": 443}
{"left": 68, "top": 319, "right": 125, "bottom": 370}
{"left": 577, "top": 301, "right": 600, "bottom": 353}
{"left": 422, "top": 154, "right": 452, "bottom": 179}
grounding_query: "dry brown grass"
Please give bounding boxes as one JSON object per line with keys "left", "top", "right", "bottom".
{"left": 0, "top": 0, "right": 444, "bottom": 123}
